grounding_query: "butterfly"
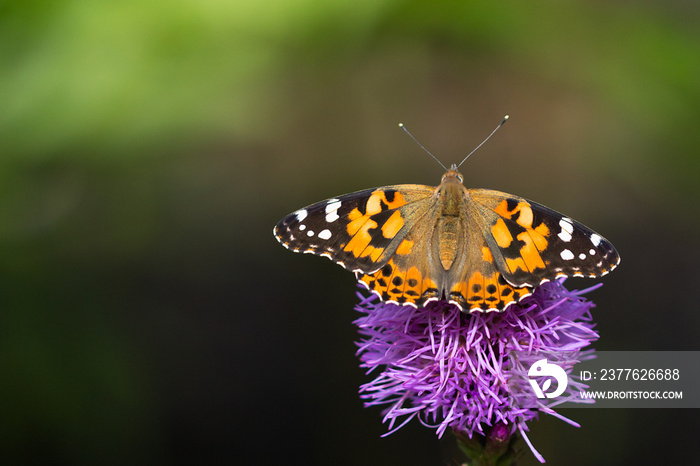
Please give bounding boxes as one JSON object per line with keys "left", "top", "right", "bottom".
{"left": 273, "top": 121, "right": 620, "bottom": 313}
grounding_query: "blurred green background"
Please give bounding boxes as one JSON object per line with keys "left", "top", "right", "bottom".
{"left": 1, "top": 1, "right": 698, "bottom": 464}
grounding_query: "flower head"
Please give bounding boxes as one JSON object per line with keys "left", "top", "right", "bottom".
{"left": 354, "top": 279, "right": 600, "bottom": 463}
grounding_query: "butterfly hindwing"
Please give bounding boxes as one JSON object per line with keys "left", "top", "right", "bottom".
{"left": 470, "top": 189, "right": 620, "bottom": 288}
{"left": 274, "top": 185, "right": 435, "bottom": 274}
{"left": 447, "top": 249, "right": 533, "bottom": 312}
{"left": 355, "top": 210, "right": 441, "bottom": 307}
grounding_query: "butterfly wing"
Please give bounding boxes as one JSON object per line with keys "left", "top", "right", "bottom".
{"left": 274, "top": 184, "right": 436, "bottom": 274}
{"left": 469, "top": 189, "right": 620, "bottom": 287}
{"left": 439, "top": 189, "right": 619, "bottom": 313}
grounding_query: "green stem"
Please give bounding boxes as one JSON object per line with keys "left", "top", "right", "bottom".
{"left": 453, "top": 424, "right": 521, "bottom": 466}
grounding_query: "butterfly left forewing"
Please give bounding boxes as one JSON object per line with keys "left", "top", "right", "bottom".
{"left": 274, "top": 184, "right": 435, "bottom": 274}
{"left": 469, "top": 189, "right": 620, "bottom": 288}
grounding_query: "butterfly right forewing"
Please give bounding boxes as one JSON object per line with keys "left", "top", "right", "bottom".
{"left": 469, "top": 189, "right": 620, "bottom": 288}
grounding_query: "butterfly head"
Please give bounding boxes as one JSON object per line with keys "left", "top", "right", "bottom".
{"left": 441, "top": 164, "right": 464, "bottom": 185}
{"left": 437, "top": 165, "right": 468, "bottom": 217}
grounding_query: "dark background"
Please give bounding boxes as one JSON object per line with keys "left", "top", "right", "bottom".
{"left": 1, "top": 1, "right": 698, "bottom": 465}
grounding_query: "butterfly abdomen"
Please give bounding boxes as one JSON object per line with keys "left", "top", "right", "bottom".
{"left": 436, "top": 217, "right": 460, "bottom": 271}
{"left": 434, "top": 173, "right": 469, "bottom": 271}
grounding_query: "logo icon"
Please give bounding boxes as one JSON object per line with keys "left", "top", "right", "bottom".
{"left": 528, "top": 359, "right": 568, "bottom": 399}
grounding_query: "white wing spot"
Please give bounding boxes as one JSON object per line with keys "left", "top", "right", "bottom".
{"left": 295, "top": 209, "right": 308, "bottom": 222}
{"left": 579, "top": 253, "right": 586, "bottom": 260}
{"left": 558, "top": 218, "right": 574, "bottom": 242}
{"left": 590, "top": 233, "right": 602, "bottom": 247}
{"left": 589, "top": 248, "right": 596, "bottom": 255}
{"left": 325, "top": 199, "right": 341, "bottom": 223}
{"left": 298, "top": 224, "right": 306, "bottom": 231}
{"left": 306, "top": 230, "right": 315, "bottom": 237}
{"left": 318, "top": 229, "right": 332, "bottom": 240}
{"left": 560, "top": 249, "right": 575, "bottom": 261}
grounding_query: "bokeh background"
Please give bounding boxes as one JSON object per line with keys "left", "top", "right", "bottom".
{"left": 1, "top": 1, "right": 698, "bottom": 465}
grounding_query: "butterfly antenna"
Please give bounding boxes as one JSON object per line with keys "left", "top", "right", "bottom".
{"left": 399, "top": 123, "right": 448, "bottom": 171}
{"left": 456, "top": 115, "right": 509, "bottom": 168}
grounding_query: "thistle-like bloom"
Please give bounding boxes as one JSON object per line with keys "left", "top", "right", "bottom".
{"left": 354, "top": 280, "right": 600, "bottom": 463}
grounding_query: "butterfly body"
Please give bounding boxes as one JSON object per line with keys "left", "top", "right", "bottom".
{"left": 274, "top": 164, "right": 619, "bottom": 313}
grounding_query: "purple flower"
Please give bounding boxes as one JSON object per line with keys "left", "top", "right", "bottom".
{"left": 354, "top": 279, "right": 600, "bottom": 463}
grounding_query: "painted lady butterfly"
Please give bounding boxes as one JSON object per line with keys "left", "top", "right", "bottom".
{"left": 274, "top": 121, "right": 619, "bottom": 312}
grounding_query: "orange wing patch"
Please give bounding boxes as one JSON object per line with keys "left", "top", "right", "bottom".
{"left": 491, "top": 218, "right": 513, "bottom": 248}
{"left": 366, "top": 189, "right": 408, "bottom": 214}
{"left": 344, "top": 212, "right": 380, "bottom": 259}
{"left": 494, "top": 199, "right": 530, "bottom": 223}
{"left": 381, "top": 210, "right": 405, "bottom": 238}
{"left": 395, "top": 239, "right": 414, "bottom": 255}
{"left": 517, "top": 231, "right": 546, "bottom": 269}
